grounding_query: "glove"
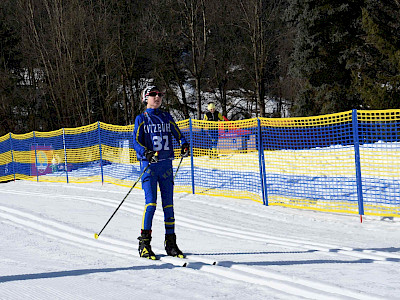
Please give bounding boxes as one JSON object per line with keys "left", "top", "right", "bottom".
{"left": 144, "top": 150, "right": 158, "bottom": 163}
{"left": 180, "top": 143, "right": 190, "bottom": 157}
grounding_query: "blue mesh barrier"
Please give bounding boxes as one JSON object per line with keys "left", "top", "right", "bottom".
{"left": 1, "top": 109, "right": 400, "bottom": 218}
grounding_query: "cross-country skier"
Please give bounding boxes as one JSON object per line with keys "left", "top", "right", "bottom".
{"left": 133, "top": 85, "right": 190, "bottom": 260}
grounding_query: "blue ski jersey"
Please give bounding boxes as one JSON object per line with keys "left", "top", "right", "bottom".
{"left": 133, "top": 108, "right": 187, "bottom": 161}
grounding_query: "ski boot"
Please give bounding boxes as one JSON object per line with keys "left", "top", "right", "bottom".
{"left": 138, "top": 230, "right": 156, "bottom": 260}
{"left": 165, "top": 233, "right": 185, "bottom": 258}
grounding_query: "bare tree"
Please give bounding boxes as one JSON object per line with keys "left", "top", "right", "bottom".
{"left": 233, "top": 0, "right": 285, "bottom": 117}
{"left": 204, "top": 0, "right": 243, "bottom": 118}
{"left": 140, "top": 0, "right": 192, "bottom": 120}
{"left": 176, "top": 0, "right": 209, "bottom": 119}
{"left": 3, "top": 0, "right": 298, "bottom": 134}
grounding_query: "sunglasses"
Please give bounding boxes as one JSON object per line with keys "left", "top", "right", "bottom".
{"left": 146, "top": 91, "right": 164, "bottom": 97}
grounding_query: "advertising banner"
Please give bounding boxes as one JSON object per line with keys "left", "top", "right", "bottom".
{"left": 31, "top": 145, "right": 53, "bottom": 176}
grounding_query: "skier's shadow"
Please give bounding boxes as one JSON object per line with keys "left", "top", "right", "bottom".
{"left": 186, "top": 250, "right": 318, "bottom": 256}
{"left": 0, "top": 264, "right": 177, "bottom": 283}
{"left": 188, "top": 246, "right": 400, "bottom": 267}
{"left": 218, "top": 258, "right": 378, "bottom": 267}
{"left": 358, "top": 246, "right": 400, "bottom": 253}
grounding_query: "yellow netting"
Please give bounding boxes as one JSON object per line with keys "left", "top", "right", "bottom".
{"left": 1, "top": 109, "right": 399, "bottom": 217}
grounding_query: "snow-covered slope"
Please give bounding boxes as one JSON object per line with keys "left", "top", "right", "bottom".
{"left": 1, "top": 181, "right": 400, "bottom": 299}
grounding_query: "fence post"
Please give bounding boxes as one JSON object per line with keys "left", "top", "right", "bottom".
{"left": 189, "top": 118, "right": 195, "bottom": 194}
{"left": 62, "top": 128, "right": 69, "bottom": 183}
{"left": 33, "top": 131, "right": 39, "bottom": 182}
{"left": 352, "top": 109, "right": 364, "bottom": 222}
{"left": 98, "top": 121, "right": 104, "bottom": 185}
{"left": 257, "top": 118, "right": 268, "bottom": 206}
{"left": 9, "top": 133, "right": 16, "bottom": 181}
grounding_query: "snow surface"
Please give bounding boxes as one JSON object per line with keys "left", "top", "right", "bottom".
{"left": 1, "top": 180, "right": 400, "bottom": 300}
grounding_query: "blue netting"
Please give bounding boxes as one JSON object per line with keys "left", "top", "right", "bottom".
{"left": 1, "top": 110, "right": 400, "bottom": 217}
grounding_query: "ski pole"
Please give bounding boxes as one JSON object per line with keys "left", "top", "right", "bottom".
{"left": 94, "top": 156, "right": 156, "bottom": 239}
{"left": 174, "top": 156, "right": 184, "bottom": 181}
{"left": 174, "top": 144, "right": 190, "bottom": 180}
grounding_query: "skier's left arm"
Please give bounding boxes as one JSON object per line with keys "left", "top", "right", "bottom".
{"left": 168, "top": 115, "right": 189, "bottom": 156}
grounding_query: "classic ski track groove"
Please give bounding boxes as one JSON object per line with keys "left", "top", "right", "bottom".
{"left": 0, "top": 187, "right": 387, "bottom": 299}
{"left": 1, "top": 188, "right": 399, "bottom": 263}
{"left": 0, "top": 205, "right": 383, "bottom": 300}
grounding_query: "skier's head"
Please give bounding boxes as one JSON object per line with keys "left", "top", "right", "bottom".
{"left": 141, "top": 86, "right": 164, "bottom": 108}
{"left": 207, "top": 102, "right": 216, "bottom": 113}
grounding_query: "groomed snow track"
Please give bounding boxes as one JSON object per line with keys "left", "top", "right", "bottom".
{"left": 1, "top": 184, "right": 394, "bottom": 300}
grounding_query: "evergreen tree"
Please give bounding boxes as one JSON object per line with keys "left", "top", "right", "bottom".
{"left": 287, "top": 0, "right": 364, "bottom": 116}
{"left": 352, "top": 0, "right": 400, "bottom": 109}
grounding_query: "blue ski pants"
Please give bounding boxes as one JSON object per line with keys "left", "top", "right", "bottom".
{"left": 140, "top": 159, "right": 175, "bottom": 234}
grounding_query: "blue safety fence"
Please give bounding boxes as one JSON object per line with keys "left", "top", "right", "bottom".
{"left": 1, "top": 109, "right": 400, "bottom": 218}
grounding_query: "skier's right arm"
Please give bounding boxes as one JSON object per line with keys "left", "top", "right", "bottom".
{"left": 133, "top": 115, "right": 147, "bottom": 158}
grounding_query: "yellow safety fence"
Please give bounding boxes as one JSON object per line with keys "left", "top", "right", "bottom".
{"left": 1, "top": 109, "right": 400, "bottom": 218}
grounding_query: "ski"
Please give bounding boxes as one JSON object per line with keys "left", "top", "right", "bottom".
{"left": 138, "top": 253, "right": 217, "bottom": 268}
{"left": 158, "top": 255, "right": 188, "bottom": 267}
